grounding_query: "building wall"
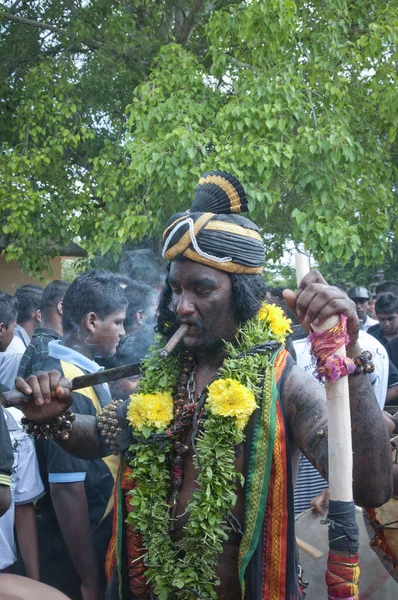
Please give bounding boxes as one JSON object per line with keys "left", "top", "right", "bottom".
{"left": 0, "top": 256, "right": 62, "bottom": 294}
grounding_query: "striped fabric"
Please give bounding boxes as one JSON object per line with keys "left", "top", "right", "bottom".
{"left": 294, "top": 455, "right": 327, "bottom": 515}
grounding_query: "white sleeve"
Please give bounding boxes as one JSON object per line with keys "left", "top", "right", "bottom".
{"left": 13, "top": 430, "right": 45, "bottom": 505}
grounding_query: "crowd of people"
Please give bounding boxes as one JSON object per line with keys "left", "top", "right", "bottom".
{"left": 0, "top": 272, "right": 160, "bottom": 598}
{"left": 0, "top": 171, "right": 396, "bottom": 599}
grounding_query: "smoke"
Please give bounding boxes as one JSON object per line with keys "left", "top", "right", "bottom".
{"left": 119, "top": 248, "right": 165, "bottom": 290}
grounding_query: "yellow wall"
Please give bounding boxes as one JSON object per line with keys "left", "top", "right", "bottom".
{"left": 0, "top": 256, "right": 62, "bottom": 294}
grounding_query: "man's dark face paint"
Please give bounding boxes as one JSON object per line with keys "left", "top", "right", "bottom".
{"left": 168, "top": 260, "right": 238, "bottom": 353}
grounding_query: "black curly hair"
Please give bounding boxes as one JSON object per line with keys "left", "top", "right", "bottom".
{"left": 156, "top": 262, "right": 268, "bottom": 337}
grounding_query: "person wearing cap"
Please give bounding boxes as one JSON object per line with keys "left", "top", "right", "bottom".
{"left": 13, "top": 171, "right": 392, "bottom": 600}
{"left": 347, "top": 286, "right": 377, "bottom": 332}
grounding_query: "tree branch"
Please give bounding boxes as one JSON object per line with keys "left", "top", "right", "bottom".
{"left": 158, "top": 5, "right": 175, "bottom": 43}
{"left": 177, "top": 0, "right": 205, "bottom": 45}
{"left": 0, "top": 9, "right": 105, "bottom": 49}
{"left": 8, "top": 0, "right": 23, "bottom": 13}
{"left": 64, "top": 0, "right": 78, "bottom": 18}
{"left": 1, "top": 9, "right": 63, "bottom": 33}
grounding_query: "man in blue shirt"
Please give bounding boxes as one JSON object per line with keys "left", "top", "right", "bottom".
{"left": 33, "top": 270, "right": 127, "bottom": 600}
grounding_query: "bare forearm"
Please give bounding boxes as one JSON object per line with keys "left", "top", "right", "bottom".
{"left": 386, "top": 384, "right": 398, "bottom": 403}
{"left": 286, "top": 365, "right": 392, "bottom": 507}
{"left": 55, "top": 414, "right": 104, "bottom": 459}
{"left": 0, "top": 486, "right": 12, "bottom": 517}
{"left": 51, "top": 482, "right": 101, "bottom": 590}
{"left": 348, "top": 372, "right": 392, "bottom": 507}
{"left": 15, "top": 504, "right": 39, "bottom": 580}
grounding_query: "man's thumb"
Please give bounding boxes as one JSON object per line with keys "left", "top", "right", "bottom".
{"left": 282, "top": 289, "right": 297, "bottom": 313}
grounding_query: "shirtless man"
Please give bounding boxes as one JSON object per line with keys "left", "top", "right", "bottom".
{"left": 14, "top": 171, "right": 392, "bottom": 599}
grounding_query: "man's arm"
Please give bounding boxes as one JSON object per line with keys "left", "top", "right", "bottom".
{"left": 283, "top": 271, "right": 392, "bottom": 508}
{"left": 15, "top": 372, "right": 105, "bottom": 459}
{"left": 14, "top": 504, "right": 40, "bottom": 580}
{"left": 0, "top": 485, "right": 11, "bottom": 517}
{"left": 51, "top": 482, "right": 102, "bottom": 600}
{"left": 284, "top": 363, "right": 392, "bottom": 508}
{"left": 56, "top": 414, "right": 105, "bottom": 460}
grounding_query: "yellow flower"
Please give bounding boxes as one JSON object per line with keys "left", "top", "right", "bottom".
{"left": 257, "top": 302, "right": 292, "bottom": 341}
{"left": 127, "top": 392, "right": 173, "bottom": 432}
{"left": 206, "top": 378, "right": 257, "bottom": 430}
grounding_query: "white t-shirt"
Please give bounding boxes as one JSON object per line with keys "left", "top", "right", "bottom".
{"left": 0, "top": 326, "right": 30, "bottom": 389}
{"left": 293, "top": 329, "right": 388, "bottom": 410}
{"left": 362, "top": 315, "right": 378, "bottom": 332}
{"left": 0, "top": 407, "right": 44, "bottom": 570}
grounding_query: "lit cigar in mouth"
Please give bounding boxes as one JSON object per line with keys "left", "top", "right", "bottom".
{"left": 159, "top": 324, "right": 190, "bottom": 359}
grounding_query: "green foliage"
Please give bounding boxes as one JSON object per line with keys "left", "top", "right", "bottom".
{"left": 1, "top": 1, "right": 397, "bottom": 274}
{"left": 138, "top": 339, "right": 181, "bottom": 393}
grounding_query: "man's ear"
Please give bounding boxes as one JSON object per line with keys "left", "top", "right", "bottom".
{"left": 0, "top": 322, "right": 4, "bottom": 334}
{"left": 57, "top": 301, "right": 63, "bottom": 315}
{"left": 136, "top": 309, "right": 145, "bottom": 325}
{"left": 85, "top": 312, "right": 98, "bottom": 333}
{"left": 34, "top": 309, "right": 41, "bottom": 324}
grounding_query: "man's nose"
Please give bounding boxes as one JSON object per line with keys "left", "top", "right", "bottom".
{"left": 175, "top": 293, "right": 195, "bottom": 316}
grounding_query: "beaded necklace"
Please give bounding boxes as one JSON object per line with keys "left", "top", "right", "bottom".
{"left": 168, "top": 352, "right": 197, "bottom": 531}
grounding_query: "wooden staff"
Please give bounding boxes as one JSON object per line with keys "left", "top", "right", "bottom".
{"left": 295, "top": 254, "right": 353, "bottom": 503}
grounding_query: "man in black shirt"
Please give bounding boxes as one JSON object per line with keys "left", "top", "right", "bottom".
{"left": 18, "top": 280, "right": 70, "bottom": 379}
{"left": 368, "top": 293, "right": 398, "bottom": 348}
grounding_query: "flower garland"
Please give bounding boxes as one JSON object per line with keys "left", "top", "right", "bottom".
{"left": 125, "top": 303, "right": 292, "bottom": 599}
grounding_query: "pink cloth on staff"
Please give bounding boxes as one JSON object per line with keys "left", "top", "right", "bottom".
{"left": 309, "top": 315, "right": 355, "bottom": 383}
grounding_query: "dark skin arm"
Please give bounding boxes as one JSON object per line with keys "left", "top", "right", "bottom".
{"left": 386, "top": 384, "right": 398, "bottom": 403}
{"left": 383, "top": 413, "right": 398, "bottom": 495}
{"left": 51, "top": 482, "right": 102, "bottom": 600}
{"left": 383, "top": 412, "right": 398, "bottom": 436}
{"left": 0, "top": 485, "right": 11, "bottom": 517}
{"left": 284, "top": 364, "right": 392, "bottom": 507}
{"left": 283, "top": 271, "right": 392, "bottom": 508}
{"left": 14, "top": 503, "right": 40, "bottom": 580}
{"left": 15, "top": 372, "right": 105, "bottom": 460}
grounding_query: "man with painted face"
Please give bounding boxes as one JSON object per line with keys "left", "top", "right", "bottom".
{"left": 15, "top": 172, "right": 392, "bottom": 600}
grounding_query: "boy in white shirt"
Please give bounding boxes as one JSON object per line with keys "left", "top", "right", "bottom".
{"left": 0, "top": 406, "right": 44, "bottom": 578}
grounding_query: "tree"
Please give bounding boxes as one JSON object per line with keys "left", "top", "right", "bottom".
{"left": 0, "top": 1, "right": 397, "bottom": 275}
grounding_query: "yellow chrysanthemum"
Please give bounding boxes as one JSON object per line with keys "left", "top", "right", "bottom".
{"left": 257, "top": 302, "right": 292, "bottom": 341}
{"left": 127, "top": 392, "right": 173, "bottom": 432}
{"left": 206, "top": 378, "right": 257, "bottom": 430}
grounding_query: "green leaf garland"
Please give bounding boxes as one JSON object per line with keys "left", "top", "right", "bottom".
{"left": 125, "top": 305, "right": 290, "bottom": 598}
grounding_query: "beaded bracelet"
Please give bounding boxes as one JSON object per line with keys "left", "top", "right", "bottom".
{"left": 351, "top": 350, "right": 375, "bottom": 376}
{"left": 22, "top": 407, "right": 76, "bottom": 441}
{"left": 97, "top": 399, "right": 124, "bottom": 450}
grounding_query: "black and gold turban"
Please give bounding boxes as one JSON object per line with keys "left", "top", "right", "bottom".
{"left": 162, "top": 171, "right": 265, "bottom": 274}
